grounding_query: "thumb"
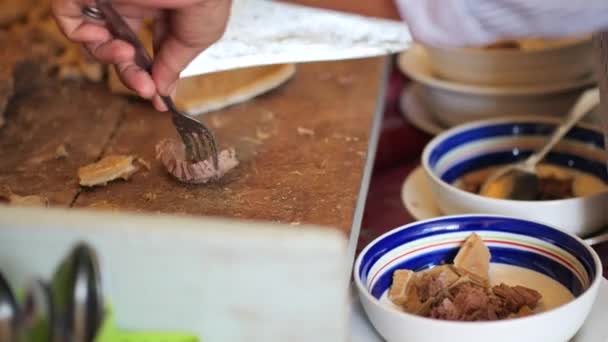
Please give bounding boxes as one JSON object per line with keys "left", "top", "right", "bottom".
{"left": 151, "top": 0, "right": 231, "bottom": 96}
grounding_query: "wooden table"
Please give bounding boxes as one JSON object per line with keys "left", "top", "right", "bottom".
{"left": 0, "top": 57, "right": 389, "bottom": 238}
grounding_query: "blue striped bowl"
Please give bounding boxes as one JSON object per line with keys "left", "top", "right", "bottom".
{"left": 421, "top": 116, "right": 608, "bottom": 237}
{"left": 354, "top": 215, "right": 602, "bottom": 342}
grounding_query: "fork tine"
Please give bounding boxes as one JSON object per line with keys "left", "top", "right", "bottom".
{"left": 191, "top": 132, "right": 208, "bottom": 161}
{"left": 91, "top": 1, "right": 222, "bottom": 175}
{"left": 197, "top": 127, "right": 219, "bottom": 171}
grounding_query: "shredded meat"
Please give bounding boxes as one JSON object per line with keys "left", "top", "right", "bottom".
{"left": 155, "top": 138, "right": 238, "bottom": 184}
{"left": 492, "top": 283, "right": 542, "bottom": 312}
{"left": 425, "top": 282, "right": 541, "bottom": 321}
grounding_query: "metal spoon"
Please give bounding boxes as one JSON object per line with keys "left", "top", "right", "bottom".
{"left": 0, "top": 271, "right": 19, "bottom": 342}
{"left": 50, "top": 242, "right": 104, "bottom": 342}
{"left": 479, "top": 87, "right": 601, "bottom": 201}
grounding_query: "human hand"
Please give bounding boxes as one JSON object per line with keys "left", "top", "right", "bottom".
{"left": 52, "top": 0, "right": 232, "bottom": 111}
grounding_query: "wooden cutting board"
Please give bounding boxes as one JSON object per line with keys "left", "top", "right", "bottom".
{"left": 1, "top": 57, "right": 388, "bottom": 237}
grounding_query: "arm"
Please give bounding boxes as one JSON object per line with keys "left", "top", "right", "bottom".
{"left": 396, "top": 0, "right": 608, "bottom": 47}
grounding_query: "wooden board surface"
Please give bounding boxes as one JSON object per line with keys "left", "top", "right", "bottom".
{"left": 1, "top": 57, "right": 387, "bottom": 235}
{"left": 0, "top": 78, "right": 125, "bottom": 205}
{"left": 73, "top": 58, "right": 386, "bottom": 234}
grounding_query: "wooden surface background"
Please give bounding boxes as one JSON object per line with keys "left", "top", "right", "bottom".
{"left": 0, "top": 56, "right": 387, "bottom": 235}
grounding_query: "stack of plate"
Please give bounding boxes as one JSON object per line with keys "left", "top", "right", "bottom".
{"left": 398, "top": 39, "right": 597, "bottom": 135}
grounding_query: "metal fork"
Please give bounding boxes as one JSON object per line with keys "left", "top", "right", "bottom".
{"left": 82, "top": 0, "right": 219, "bottom": 170}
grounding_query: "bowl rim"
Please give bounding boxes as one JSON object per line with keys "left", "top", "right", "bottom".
{"left": 353, "top": 214, "right": 603, "bottom": 328}
{"left": 397, "top": 45, "right": 596, "bottom": 96}
{"left": 424, "top": 36, "right": 592, "bottom": 56}
{"left": 420, "top": 116, "right": 608, "bottom": 206}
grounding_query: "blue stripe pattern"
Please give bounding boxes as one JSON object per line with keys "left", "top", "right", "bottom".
{"left": 427, "top": 122, "right": 605, "bottom": 168}
{"left": 358, "top": 216, "right": 596, "bottom": 300}
{"left": 441, "top": 151, "right": 608, "bottom": 183}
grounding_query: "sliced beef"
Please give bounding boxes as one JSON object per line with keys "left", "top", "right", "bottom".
{"left": 492, "top": 283, "right": 542, "bottom": 311}
{"left": 427, "top": 282, "right": 542, "bottom": 321}
{"left": 155, "top": 138, "right": 239, "bottom": 184}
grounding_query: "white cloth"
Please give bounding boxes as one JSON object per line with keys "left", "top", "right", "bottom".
{"left": 396, "top": 0, "right": 608, "bottom": 47}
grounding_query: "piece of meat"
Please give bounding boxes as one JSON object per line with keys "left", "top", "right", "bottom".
{"left": 450, "top": 282, "right": 491, "bottom": 321}
{"left": 429, "top": 282, "right": 492, "bottom": 321}
{"left": 492, "top": 283, "right": 542, "bottom": 312}
{"left": 430, "top": 298, "right": 459, "bottom": 320}
{"left": 78, "top": 155, "right": 139, "bottom": 187}
{"left": 416, "top": 266, "right": 459, "bottom": 302}
{"left": 155, "top": 138, "right": 238, "bottom": 184}
{"left": 425, "top": 281, "right": 542, "bottom": 321}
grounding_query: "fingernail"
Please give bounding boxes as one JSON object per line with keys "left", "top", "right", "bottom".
{"left": 154, "top": 95, "right": 168, "bottom": 111}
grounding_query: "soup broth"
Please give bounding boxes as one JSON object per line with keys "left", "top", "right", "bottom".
{"left": 454, "top": 164, "right": 608, "bottom": 200}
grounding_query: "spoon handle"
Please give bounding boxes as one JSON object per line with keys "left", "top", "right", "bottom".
{"left": 523, "top": 87, "right": 600, "bottom": 169}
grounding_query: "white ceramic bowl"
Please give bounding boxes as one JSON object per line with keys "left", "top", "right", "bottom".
{"left": 421, "top": 116, "right": 608, "bottom": 237}
{"left": 424, "top": 38, "right": 593, "bottom": 87}
{"left": 354, "top": 215, "right": 603, "bottom": 342}
{"left": 398, "top": 46, "right": 595, "bottom": 128}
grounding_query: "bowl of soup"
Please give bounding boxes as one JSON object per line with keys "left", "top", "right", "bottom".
{"left": 423, "top": 37, "right": 593, "bottom": 87}
{"left": 421, "top": 116, "right": 608, "bottom": 237}
{"left": 354, "top": 215, "right": 603, "bottom": 342}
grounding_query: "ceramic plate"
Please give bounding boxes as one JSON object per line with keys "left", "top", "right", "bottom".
{"left": 398, "top": 82, "right": 602, "bottom": 135}
{"left": 400, "top": 165, "right": 441, "bottom": 221}
{"left": 397, "top": 45, "right": 596, "bottom": 96}
{"left": 399, "top": 84, "right": 445, "bottom": 136}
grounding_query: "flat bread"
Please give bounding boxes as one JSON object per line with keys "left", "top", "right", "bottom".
{"left": 106, "top": 22, "right": 296, "bottom": 115}
{"left": 108, "top": 63, "right": 296, "bottom": 115}
{"left": 175, "top": 64, "right": 296, "bottom": 115}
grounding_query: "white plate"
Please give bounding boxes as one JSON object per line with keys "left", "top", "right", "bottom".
{"left": 399, "top": 84, "right": 446, "bottom": 136}
{"left": 350, "top": 279, "right": 608, "bottom": 342}
{"left": 398, "top": 82, "right": 602, "bottom": 136}
{"left": 400, "top": 165, "right": 441, "bottom": 221}
{"left": 397, "top": 46, "right": 595, "bottom": 96}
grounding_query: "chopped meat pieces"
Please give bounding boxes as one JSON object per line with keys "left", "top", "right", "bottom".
{"left": 155, "top": 138, "right": 238, "bottom": 184}
{"left": 492, "top": 283, "right": 542, "bottom": 312}
{"left": 416, "top": 266, "right": 459, "bottom": 302}
{"left": 78, "top": 155, "right": 139, "bottom": 187}
{"left": 388, "top": 233, "right": 543, "bottom": 322}
{"left": 425, "top": 282, "right": 541, "bottom": 322}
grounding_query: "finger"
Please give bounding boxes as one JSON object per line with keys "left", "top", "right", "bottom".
{"left": 115, "top": 62, "right": 156, "bottom": 99}
{"left": 104, "top": 3, "right": 161, "bottom": 19}
{"left": 111, "top": 0, "right": 215, "bottom": 9}
{"left": 85, "top": 39, "right": 135, "bottom": 65}
{"left": 51, "top": 0, "right": 94, "bottom": 38}
{"left": 152, "top": 95, "right": 169, "bottom": 111}
{"left": 153, "top": 12, "right": 169, "bottom": 54}
{"left": 64, "top": 22, "right": 111, "bottom": 43}
{"left": 151, "top": 0, "right": 232, "bottom": 95}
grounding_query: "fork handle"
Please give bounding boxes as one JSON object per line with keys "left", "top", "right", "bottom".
{"left": 95, "top": 0, "right": 154, "bottom": 73}
{"left": 95, "top": 0, "right": 178, "bottom": 112}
